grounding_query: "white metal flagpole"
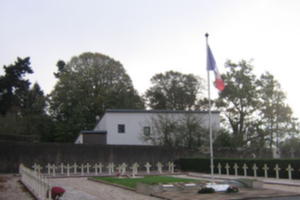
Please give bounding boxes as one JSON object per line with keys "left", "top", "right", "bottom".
{"left": 205, "top": 33, "right": 214, "bottom": 180}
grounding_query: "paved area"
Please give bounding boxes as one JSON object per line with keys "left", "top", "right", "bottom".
{"left": 0, "top": 174, "right": 34, "bottom": 200}
{"left": 154, "top": 187, "right": 300, "bottom": 200}
{"left": 4, "top": 172, "right": 300, "bottom": 200}
{"left": 50, "top": 177, "right": 160, "bottom": 200}
{"left": 49, "top": 174, "right": 300, "bottom": 200}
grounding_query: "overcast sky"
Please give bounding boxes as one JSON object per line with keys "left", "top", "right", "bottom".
{"left": 1, "top": 0, "right": 300, "bottom": 118}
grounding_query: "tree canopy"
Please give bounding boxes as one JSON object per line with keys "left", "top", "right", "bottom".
{"left": 216, "top": 60, "right": 299, "bottom": 152}
{"left": 49, "top": 52, "right": 144, "bottom": 141}
{"left": 0, "top": 57, "right": 33, "bottom": 115}
{"left": 0, "top": 58, "right": 51, "bottom": 141}
{"left": 145, "top": 71, "right": 203, "bottom": 110}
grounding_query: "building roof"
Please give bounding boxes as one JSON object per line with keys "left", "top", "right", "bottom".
{"left": 105, "top": 109, "right": 220, "bottom": 114}
{"left": 80, "top": 130, "right": 107, "bottom": 135}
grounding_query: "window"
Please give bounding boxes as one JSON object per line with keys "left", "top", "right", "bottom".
{"left": 118, "top": 124, "right": 125, "bottom": 133}
{"left": 143, "top": 126, "right": 151, "bottom": 136}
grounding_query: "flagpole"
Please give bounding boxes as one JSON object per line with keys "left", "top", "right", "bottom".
{"left": 205, "top": 33, "right": 214, "bottom": 180}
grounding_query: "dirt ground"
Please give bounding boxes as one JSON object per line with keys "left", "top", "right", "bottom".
{"left": 0, "top": 174, "right": 34, "bottom": 200}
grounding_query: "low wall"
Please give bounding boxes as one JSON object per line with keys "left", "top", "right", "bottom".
{"left": 0, "top": 141, "right": 196, "bottom": 173}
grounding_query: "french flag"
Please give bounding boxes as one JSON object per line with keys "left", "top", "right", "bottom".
{"left": 207, "top": 44, "right": 225, "bottom": 91}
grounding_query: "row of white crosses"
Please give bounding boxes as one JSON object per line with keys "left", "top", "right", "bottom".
{"left": 32, "top": 161, "right": 175, "bottom": 177}
{"left": 216, "top": 163, "right": 295, "bottom": 180}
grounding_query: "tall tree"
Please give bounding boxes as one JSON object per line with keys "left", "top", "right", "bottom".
{"left": 145, "top": 71, "right": 203, "bottom": 110}
{"left": 216, "top": 60, "right": 299, "bottom": 153}
{"left": 21, "top": 83, "right": 54, "bottom": 141}
{"left": 0, "top": 57, "right": 33, "bottom": 115}
{"left": 49, "top": 52, "right": 144, "bottom": 142}
{"left": 0, "top": 58, "right": 52, "bottom": 141}
{"left": 216, "top": 60, "right": 258, "bottom": 147}
{"left": 257, "top": 72, "right": 296, "bottom": 150}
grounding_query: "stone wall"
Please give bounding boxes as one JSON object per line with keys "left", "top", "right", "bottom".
{"left": 0, "top": 141, "right": 196, "bottom": 173}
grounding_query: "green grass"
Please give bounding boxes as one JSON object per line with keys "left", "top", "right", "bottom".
{"left": 94, "top": 176, "right": 201, "bottom": 189}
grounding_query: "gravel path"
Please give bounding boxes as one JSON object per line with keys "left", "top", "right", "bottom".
{"left": 0, "top": 174, "right": 34, "bottom": 200}
{"left": 50, "top": 177, "right": 160, "bottom": 200}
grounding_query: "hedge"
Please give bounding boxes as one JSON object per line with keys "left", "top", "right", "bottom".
{"left": 177, "top": 158, "right": 300, "bottom": 179}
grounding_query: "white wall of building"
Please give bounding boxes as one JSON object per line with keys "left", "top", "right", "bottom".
{"left": 94, "top": 110, "right": 220, "bottom": 145}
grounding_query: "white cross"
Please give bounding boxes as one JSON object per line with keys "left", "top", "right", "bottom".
{"left": 116, "top": 164, "right": 122, "bottom": 174}
{"left": 274, "top": 164, "right": 281, "bottom": 179}
{"left": 252, "top": 164, "right": 258, "bottom": 177}
{"left": 52, "top": 164, "right": 57, "bottom": 176}
{"left": 121, "top": 163, "right": 127, "bottom": 175}
{"left": 145, "top": 162, "right": 151, "bottom": 174}
{"left": 168, "top": 162, "right": 175, "bottom": 173}
{"left": 107, "top": 163, "right": 114, "bottom": 175}
{"left": 80, "top": 164, "right": 85, "bottom": 176}
{"left": 157, "top": 162, "right": 163, "bottom": 174}
{"left": 36, "top": 165, "right": 42, "bottom": 174}
{"left": 46, "top": 163, "right": 52, "bottom": 176}
{"left": 131, "top": 162, "right": 139, "bottom": 177}
{"left": 86, "top": 163, "right": 91, "bottom": 174}
{"left": 32, "top": 163, "right": 38, "bottom": 172}
{"left": 225, "top": 163, "right": 230, "bottom": 176}
{"left": 233, "top": 163, "right": 239, "bottom": 176}
{"left": 60, "top": 163, "right": 64, "bottom": 175}
{"left": 94, "top": 164, "right": 99, "bottom": 175}
{"left": 263, "top": 164, "right": 269, "bottom": 178}
{"left": 98, "top": 163, "right": 103, "bottom": 174}
{"left": 242, "top": 163, "right": 248, "bottom": 177}
{"left": 286, "top": 164, "right": 294, "bottom": 180}
{"left": 73, "top": 163, "right": 78, "bottom": 174}
{"left": 217, "top": 163, "right": 222, "bottom": 175}
{"left": 64, "top": 164, "right": 71, "bottom": 176}
{"left": 111, "top": 163, "right": 115, "bottom": 173}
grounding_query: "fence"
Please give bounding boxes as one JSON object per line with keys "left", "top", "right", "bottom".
{"left": 19, "top": 164, "right": 52, "bottom": 200}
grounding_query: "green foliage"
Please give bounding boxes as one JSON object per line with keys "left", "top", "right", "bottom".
{"left": 0, "top": 57, "right": 33, "bottom": 115}
{"left": 256, "top": 72, "right": 298, "bottom": 149}
{"left": 280, "top": 137, "right": 300, "bottom": 158}
{"left": 145, "top": 71, "right": 203, "bottom": 110}
{"left": 95, "top": 176, "right": 200, "bottom": 189}
{"left": 178, "top": 158, "right": 300, "bottom": 179}
{"left": 213, "top": 129, "right": 237, "bottom": 149}
{"left": 0, "top": 58, "right": 52, "bottom": 141}
{"left": 216, "top": 60, "right": 258, "bottom": 147}
{"left": 216, "top": 60, "right": 299, "bottom": 152}
{"left": 49, "top": 52, "right": 144, "bottom": 142}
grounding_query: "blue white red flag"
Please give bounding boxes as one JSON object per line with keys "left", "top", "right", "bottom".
{"left": 207, "top": 45, "right": 225, "bottom": 91}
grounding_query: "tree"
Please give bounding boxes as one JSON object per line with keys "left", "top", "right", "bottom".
{"left": 216, "top": 60, "right": 258, "bottom": 147}
{"left": 142, "top": 113, "right": 208, "bottom": 149}
{"left": 21, "top": 83, "right": 54, "bottom": 141}
{"left": 257, "top": 72, "right": 297, "bottom": 150}
{"left": 145, "top": 71, "right": 203, "bottom": 110}
{"left": 0, "top": 58, "right": 52, "bottom": 140}
{"left": 49, "top": 52, "right": 144, "bottom": 142}
{"left": 0, "top": 57, "right": 33, "bottom": 115}
{"left": 280, "top": 136, "right": 300, "bottom": 158}
{"left": 216, "top": 60, "right": 299, "bottom": 153}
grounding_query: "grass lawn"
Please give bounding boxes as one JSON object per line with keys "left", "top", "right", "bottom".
{"left": 94, "top": 176, "right": 202, "bottom": 189}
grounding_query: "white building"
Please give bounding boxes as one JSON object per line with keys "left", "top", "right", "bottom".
{"left": 75, "top": 109, "right": 220, "bottom": 145}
